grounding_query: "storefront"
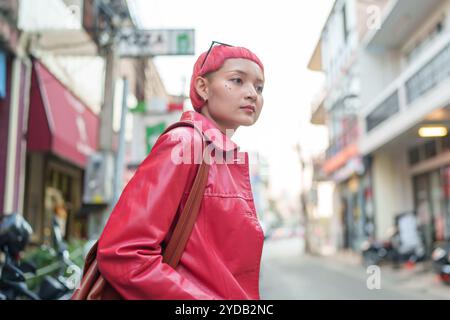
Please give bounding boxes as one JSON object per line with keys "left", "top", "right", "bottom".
{"left": 24, "top": 60, "right": 99, "bottom": 244}
{"left": 324, "top": 150, "right": 372, "bottom": 251}
{"left": 338, "top": 173, "right": 366, "bottom": 251}
{"left": 410, "top": 134, "right": 450, "bottom": 256}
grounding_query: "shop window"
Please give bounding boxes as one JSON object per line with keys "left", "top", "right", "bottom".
{"left": 408, "top": 147, "right": 421, "bottom": 165}
{"left": 424, "top": 140, "right": 437, "bottom": 159}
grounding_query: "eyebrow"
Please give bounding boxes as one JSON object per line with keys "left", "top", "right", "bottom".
{"left": 227, "top": 70, "right": 264, "bottom": 83}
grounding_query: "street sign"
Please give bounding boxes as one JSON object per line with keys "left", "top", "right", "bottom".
{"left": 117, "top": 29, "right": 195, "bottom": 57}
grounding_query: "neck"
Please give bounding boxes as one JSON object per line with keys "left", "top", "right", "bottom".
{"left": 200, "top": 107, "right": 238, "bottom": 137}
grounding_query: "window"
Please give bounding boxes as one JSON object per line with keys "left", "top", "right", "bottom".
{"left": 366, "top": 91, "right": 400, "bottom": 132}
{"left": 424, "top": 140, "right": 437, "bottom": 159}
{"left": 408, "top": 147, "right": 421, "bottom": 166}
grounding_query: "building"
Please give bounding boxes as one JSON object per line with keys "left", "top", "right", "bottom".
{"left": 14, "top": 0, "right": 109, "bottom": 243}
{"left": 1, "top": 0, "right": 170, "bottom": 244}
{"left": 359, "top": 0, "right": 450, "bottom": 255}
{"left": 307, "top": 0, "right": 390, "bottom": 252}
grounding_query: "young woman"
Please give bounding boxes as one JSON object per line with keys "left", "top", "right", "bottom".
{"left": 96, "top": 43, "right": 265, "bottom": 299}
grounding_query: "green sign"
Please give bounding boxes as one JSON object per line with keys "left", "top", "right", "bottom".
{"left": 146, "top": 122, "right": 166, "bottom": 154}
{"left": 177, "top": 33, "right": 190, "bottom": 54}
{"left": 129, "top": 101, "right": 147, "bottom": 113}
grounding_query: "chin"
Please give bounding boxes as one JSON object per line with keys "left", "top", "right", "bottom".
{"left": 238, "top": 117, "right": 257, "bottom": 126}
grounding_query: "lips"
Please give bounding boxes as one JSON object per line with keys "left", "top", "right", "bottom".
{"left": 240, "top": 105, "right": 256, "bottom": 112}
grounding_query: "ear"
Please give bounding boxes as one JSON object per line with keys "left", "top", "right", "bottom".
{"left": 194, "top": 76, "right": 209, "bottom": 101}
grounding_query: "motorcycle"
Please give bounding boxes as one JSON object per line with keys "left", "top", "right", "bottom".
{"left": 431, "top": 241, "right": 450, "bottom": 284}
{"left": 361, "top": 212, "right": 426, "bottom": 267}
{"left": 361, "top": 233, "right": 397, "bottom": 267}
{"left": 0, "top": 213, "right": 40, "bottom": 299}
{"left": 0, "top": 213, "right": 80, "bottom": 300}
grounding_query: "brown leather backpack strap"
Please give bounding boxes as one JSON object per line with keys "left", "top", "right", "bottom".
{"left": 160, "top": 121, "right": 210, "bottom": 268}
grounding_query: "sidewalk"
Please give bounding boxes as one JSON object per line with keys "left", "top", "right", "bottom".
{"left": 320, "top": 249, "right": 450, "bottom": 299}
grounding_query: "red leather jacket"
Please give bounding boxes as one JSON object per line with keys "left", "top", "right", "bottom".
{"left": 97, "top": 111, "right": 264, "bottom": 300}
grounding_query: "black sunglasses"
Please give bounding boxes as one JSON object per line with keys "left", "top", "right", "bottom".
{"left": 200, "top": 41, "right": 233, "bottom": 69}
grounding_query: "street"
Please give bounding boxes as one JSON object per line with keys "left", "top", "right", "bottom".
{"left": 260, "top": 238, "right": 450, "bottom": 300}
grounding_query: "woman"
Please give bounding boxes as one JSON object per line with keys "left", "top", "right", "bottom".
{"left": 97, "top": 42, "right": 265, "bottom": 300}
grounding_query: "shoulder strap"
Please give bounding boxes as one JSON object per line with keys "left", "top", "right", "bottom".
{"left": 160, "top": 120, "right": 210, "bottom": 268}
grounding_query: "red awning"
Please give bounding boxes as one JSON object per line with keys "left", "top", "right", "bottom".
{"left": 27, "top": 61, "right": 99, "bottom": 168}
{"left": 323, "top": 143, "right": 359, "bottom": 175}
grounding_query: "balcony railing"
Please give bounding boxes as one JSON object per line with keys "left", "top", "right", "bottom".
{"left": 362, "top": 35, "right": 450, "bottom": 133}
{"left": 406, "top": 42, "right": 450, "bottom": 104}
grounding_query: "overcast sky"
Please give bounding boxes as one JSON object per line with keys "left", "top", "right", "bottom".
{"left": 132, "top": 0, "right": 333, "bottom": 206}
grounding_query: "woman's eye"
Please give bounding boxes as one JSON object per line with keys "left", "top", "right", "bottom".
{"left": 256, "top": 86, "right": 264, "bottom": 93}
{"left": 231, "top": 78, "right": 243, "bottom": 84}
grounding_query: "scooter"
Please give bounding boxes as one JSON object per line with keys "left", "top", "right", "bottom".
{"left": 361, "top": 236, "right": 396, "bottom": 266}
{"left": 361, "top": 214, "right": 426, "bottom": 267}
{"left": 431, "top": 241, "right": 450, "bottom": 284}
{"left": 37, "top": 216, "right": 81, "bottom": 300}
{"left": 0, "top": 213, "right": 40, "bottom": 299}
{"left": 0, "top": 213, "right": 80, "bottom": 299}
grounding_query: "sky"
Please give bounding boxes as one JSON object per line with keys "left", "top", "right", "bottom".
{"left": 132, "top": 0, "right": 333, "bottom": 207}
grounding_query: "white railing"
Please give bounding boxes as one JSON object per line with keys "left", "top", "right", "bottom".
{"left": 361, "top": 34, "right": 450, "bottom": 133}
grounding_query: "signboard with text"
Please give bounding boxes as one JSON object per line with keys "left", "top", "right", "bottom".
{"left": 118, "top": 29, "right": 195, "bottom": 57}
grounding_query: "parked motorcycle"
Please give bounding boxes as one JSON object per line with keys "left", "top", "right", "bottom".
{"left": 361, "top": 212, "right": 426, "bottom": 267}
{"left": 0, "top": 213, "right": 40, "bottom": 299}
{"left": 431, "top": 241, "right": 450, "bottom": 284}
{"left": 0, "top": 213, "right": 80, "bottom": 299}
{"left": 361, "top": 233, "right": 397, "bottom": 267}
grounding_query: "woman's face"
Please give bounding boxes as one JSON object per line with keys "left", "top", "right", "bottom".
{"left": 197, "top": 58, "right": 264, "bottom": 133}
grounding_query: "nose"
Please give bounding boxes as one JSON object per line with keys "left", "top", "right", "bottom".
{"left": 245, "top": 84, "right": 257, "bottom": 101}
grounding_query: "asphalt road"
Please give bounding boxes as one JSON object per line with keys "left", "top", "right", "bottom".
{"left": 260, "top": 238, "right": 450, "bottom": 300}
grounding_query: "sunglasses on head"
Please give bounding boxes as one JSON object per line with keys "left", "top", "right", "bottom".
{"left": 200, "top": 41, "right": 233, "bottom": 69}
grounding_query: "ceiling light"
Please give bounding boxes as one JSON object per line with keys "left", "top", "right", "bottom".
{"left": 418, "top": 126, "right": 448, "bottom": 137}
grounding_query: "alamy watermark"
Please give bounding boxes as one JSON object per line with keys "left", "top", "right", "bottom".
{"left": 366, "top": 5, "right": 382, "bottom": 31}
{"left": 169, "top": 120, "right": 251, "bottom": 166}
{"left": 366, "top": 265, "right": 381, "bottom": 290}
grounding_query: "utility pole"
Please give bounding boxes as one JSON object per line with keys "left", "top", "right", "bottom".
{"left": 93, "top": 39, "right": 119, "bottom": 238}
{"left": 99, "top": 42, "right": 118, "bottom": 151}
{"left": 83, "top": 0, "right": 136, "bottom": 239}
{"left": 295, "top": 143, "right": 312, "bottom": 254}
{"left": 112, "top": 77, "right": 128, "bottom": 206}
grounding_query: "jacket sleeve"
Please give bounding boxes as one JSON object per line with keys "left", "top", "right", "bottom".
{"left": 96, "top": 129, "right": 214, "bottom": 300}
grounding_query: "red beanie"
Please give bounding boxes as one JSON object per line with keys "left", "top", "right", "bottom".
{"left": 189, "top": 45, "right": 264, "bottom": 111}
